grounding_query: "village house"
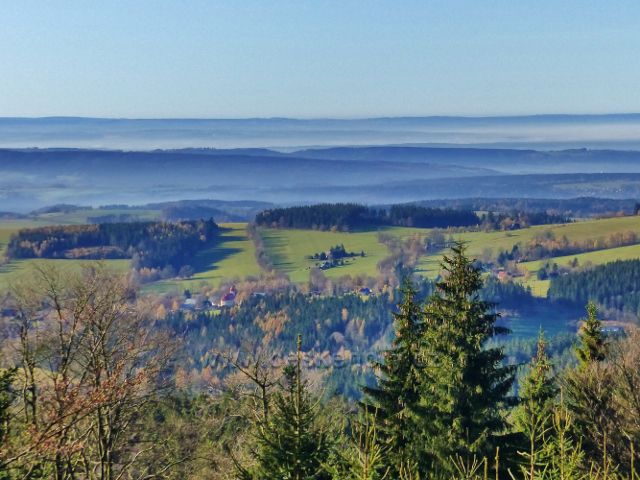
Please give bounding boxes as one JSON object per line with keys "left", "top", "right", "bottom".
{"left": 219, "top": 285, "right": 237, "bottom": 307}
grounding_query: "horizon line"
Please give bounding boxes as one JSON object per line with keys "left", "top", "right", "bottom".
{"left": 2, "top": 112, "right": 640, "bottom": 122}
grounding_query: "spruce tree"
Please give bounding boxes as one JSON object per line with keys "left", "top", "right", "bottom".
{"left": 514, "top": 331, "right": 558, "bottom": 479}
{"left": 564, "top": 302, "right": 618, "bottom": 468}
{"left": 417, "top": 242, "right": 515, "bottom": 475}
{"left": 544, "top": 394, "right": 586, "bottom": 480}
{"left": 243, "top": 335, "right": 331, "bottom": 480}
{"left": 325, "top": 414, "right": 389, "bottom": 480}
{"left": 361, "top": 278, "right": 423, "bottom": 471}
{"left": 575, "top": 301, "right": 606, "bottom": 365}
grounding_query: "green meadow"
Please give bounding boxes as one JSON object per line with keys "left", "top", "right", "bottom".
{"left": 0, "top": 258, "right": 131, "bottom": 291}
{"left": 143, "top": 223, "right": 261, "bottom": 294}
{"left": 519, "top": 243, "right": 640, "bottom": 296}
{"left": 0, "top": 217, "right": 136, "bottom": 292}
{"left": 259, "top": 226, "right": 427, "bottom": 283}
{"left": 416, "top": 216, "right": 640, "bottom": 285}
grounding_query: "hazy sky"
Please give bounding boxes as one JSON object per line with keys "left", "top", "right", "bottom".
{"left": 2, "top": 1, "right": 640, "bottom": 118}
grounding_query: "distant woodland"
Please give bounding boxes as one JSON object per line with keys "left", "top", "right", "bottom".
{"left": 255, "top": 203, "right": 479, "bottom": 230}
{"left": 6, "top": 219, "right": 219, "bottom": 270}
{"left": 549, "top": 258, "right": 640, "bottom": 317}
{"left": 417, "top": 197, "right": 640, "bottom": 218}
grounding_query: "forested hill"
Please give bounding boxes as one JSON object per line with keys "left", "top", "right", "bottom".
{"left": 5, "top": 146, "right": 640, "bottom": 210}
{"left": 254, "top": 203, "right": 479, "bottom": 230}
{"left": 0, "top": 147, "right": 494, "bottom": 211}
{"left": 6, "top": 219, "right": 219, "bottom": 270}
{"left": 290, "top": 146, "right": 640, "bottom": 173}
{"left": 408, "top": 197, "right": 640, "bottom": 217}
{"left": 549, "top": 259, "right": 640, "bottom": 317}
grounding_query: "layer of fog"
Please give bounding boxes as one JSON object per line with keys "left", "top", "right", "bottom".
{"left": 1, "top": 116, "right": 640, "bottom": 150}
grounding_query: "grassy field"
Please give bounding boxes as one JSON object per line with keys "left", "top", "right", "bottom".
{"left": 523, "top": 242, "right": 640, "bottom": 273}
{"left": 143, "top": 223, "right": 261, "bottom": 294}
{"left": 0, "top": 258, "right": 131, "bottom": 291}
{"left": 0, "top": 219, "right": 130, "bottom": 291}
{"left": 0, "top": 220, "right": 260, "bottom": 294}
{"left": 257, "top": 217, "right": 640, "bottom": 295}
{"left": 417, "top": 216, "right": 640, "bottom": 285}
{"left": 259, "top": 226, "right": 428, "bottom": 283}
{"left": 519, "top": 243, "right": 640, "bottom": 296}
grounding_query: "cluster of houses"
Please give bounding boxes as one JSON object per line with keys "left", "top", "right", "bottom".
{"left": 177, "top": 284, "right": 374, "bottom": 313}
{"left": 180, "top": 285, "right": 238, "bottom": 312}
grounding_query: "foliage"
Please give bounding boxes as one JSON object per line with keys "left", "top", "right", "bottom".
{"left": 310, "top": 244, "right": 361, "bottom": 261}
{"left": 6, "top": 219, "right": 219, "bottom": 270}
{"left": 1, "top": 265, "right": 176, "bottom": 479}
{"left": 549, "top": 259, "right": 640, "bottom": 317}
{"left": 542, "top": 398, "right": 586, "bottom": 480}
{"left": 417, "top": 242, "right": 516, "bottom": 475}
{"left": 480, "top": 277, "right": 535, "bottom": 308}
{"left": 2, "top": 249, "right": 640, "bottom": 479}
{"left": 238, "top": 336, "right": 332, "bottom": 480}
{"left": 255, "top": 203, "right": 478, "bottom": 230}
{"left": 416, "top": 197, "right": 637, "bottom": 219}
{"left": 513, "top": 332, "right": 558, "bottom": 479}
{"left": 480, "top": 210, "right": 572, "bottom": 231}
{"left": 362, "top": 278, "right": 424, "bottom": 472}
{"left": 0, "top": 366, "right": 16, "bottom": 476}
{"left": 325, "top": 414, "right": 390, "bottom": 480}
{"left": 563, "top": 327, "right": 640, "bottom": 473}
{"left": 575, "top": 302, "right": 607, "bottom": 365}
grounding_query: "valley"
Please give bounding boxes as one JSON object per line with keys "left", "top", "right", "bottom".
{"left": 3, "top": 207, "right": 640, "bottom": 311}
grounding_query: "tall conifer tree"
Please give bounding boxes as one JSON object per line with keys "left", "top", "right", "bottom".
{"left": 565, "top": 302, "right": 617, "bottom": 467}
{"left": 362, "top": 278, "right": 423, "bottom": 472}
{"left": 514, "top": 331, "right": 558, "bottom": 479}
{"left": 418, "top": 242, "right": 515, "bottom": 475}
{"left": 240, "top": 335, "right": 331, "bottom": 480}
{"left": 575, "top": 301, "right": 606, "bottom": 365}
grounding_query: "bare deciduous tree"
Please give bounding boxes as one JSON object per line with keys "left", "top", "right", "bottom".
{"left": 2, "top": 263, "right": 178, "bottom": 480}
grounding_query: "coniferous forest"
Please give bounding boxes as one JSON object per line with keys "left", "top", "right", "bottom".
{"left": 5, "top": 219, "right": 219, "bottom": 269}
{"left": 549, "top": 259, "right": 640, "bottom": 317}
{"left": 1, "top": 245, "right": 639, "bottom": 480}
{"left": 255, "top": 203, "right": 480, "bottom": 230}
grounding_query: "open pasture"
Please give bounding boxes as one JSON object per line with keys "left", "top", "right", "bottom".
{"left": 260, "top": 226, "right": 428, "bottom": 283}
{"left": 143, "top": 223, "right": 261, "bottom": 294}
{"left": 417, "top": 216, "right": 640, "bottom": 286}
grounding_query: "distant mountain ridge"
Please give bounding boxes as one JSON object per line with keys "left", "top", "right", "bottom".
{"left": 2, "top": 145, "right": 640, "bottom": 210}
{"left": 2, "top": 114, "right": 640, "bottom": 149}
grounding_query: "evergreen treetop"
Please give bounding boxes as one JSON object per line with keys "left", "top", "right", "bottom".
{"left": 240, "top": 335, "right": 331, "bottom": 480}
{"left": 575, "top": 302, "right": 606, "bottom": 366}
{"left": 361, "top": 277, "right": 423, "bottom": 471}
{"left": 514, "top": 331, "right": 558, "bottom": 478}
{"left": 418, "top": 242, "right": 516, "bottom": 474}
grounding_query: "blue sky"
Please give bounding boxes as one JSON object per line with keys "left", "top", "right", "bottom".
{"left": 2, "top": 1, "right": 640, "bottom": 118}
